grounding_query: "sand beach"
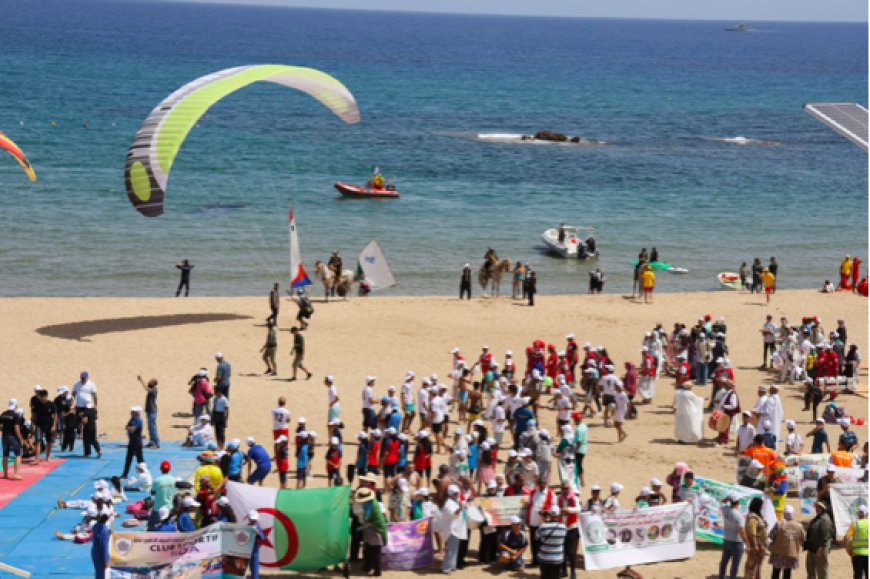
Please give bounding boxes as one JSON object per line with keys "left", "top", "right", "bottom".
{"left": 1, "top": 289, "right": 866, "bottom": 577}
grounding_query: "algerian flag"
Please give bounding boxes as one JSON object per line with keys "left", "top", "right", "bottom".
{"left": 225, "top": 481, "right": 349, "bottom": 570}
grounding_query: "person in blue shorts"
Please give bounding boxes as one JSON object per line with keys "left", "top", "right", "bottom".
{"left": 245, "top": 437, "right": 271, "bottom": 486}
{"left": 296, "top": 432, "right": 310, "bottom": 489}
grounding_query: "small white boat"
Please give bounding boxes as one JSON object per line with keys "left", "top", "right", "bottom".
{"left": 541, "top": 226, "right": 599, "bottom": 259}
{"left": 718, "top": 272, "right": 742, "bottom": 290}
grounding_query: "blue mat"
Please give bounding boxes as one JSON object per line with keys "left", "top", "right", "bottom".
{"left": 0, "top": 442, "right": 200, "bottom": 578}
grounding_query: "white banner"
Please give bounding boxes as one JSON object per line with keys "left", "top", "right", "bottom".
{"left": 798, "top": 465, "right": 864, "bottom": 515}
{"left": 580, "top": 503, "right": 696, "bottom": 570}
{"left": 830, "top": 483, "right": 869, "bottom": 537}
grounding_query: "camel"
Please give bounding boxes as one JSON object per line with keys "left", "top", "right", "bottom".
{"left": 314, "top": 261, "right": 354, "bottom": 302}
{"left": 478, "top": 258, "right": 512, "bottom": 298}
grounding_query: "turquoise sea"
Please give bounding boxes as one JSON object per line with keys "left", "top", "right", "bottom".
{"left": 0, "top": 0, "right": 866, "bottom": 296}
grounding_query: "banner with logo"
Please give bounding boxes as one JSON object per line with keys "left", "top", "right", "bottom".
{"left": 109, "top": 522, "right": 255, "bottom": 578}
{"left": 830, "top": 483, "right": 869, "bottom": 537}
{"left": 225, "top": 481, "right": 350, "bottom": 570}
{"left": 477, "top": 496, "right": 525, "bottom": 527}
{"left": 579, "top": 503, "right": 696, "bottom": 570}
{"left": 798, "top": 465, "right": 863, "bottom": 514}
{"left": 381, "top": 518, "right": 434, "bottom": 570}
{"left": 692, "top": 477, "right": 772, "bottom": 543}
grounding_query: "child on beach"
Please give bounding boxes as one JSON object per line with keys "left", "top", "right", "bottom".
{"left": 295, "top": 433, "right": 309, "bottom": 489}
{"left": 275, "top": 435, "right": 289, "bottom": 489}
{"left": 326, "top": 437, "right": 342, "bottom": 486}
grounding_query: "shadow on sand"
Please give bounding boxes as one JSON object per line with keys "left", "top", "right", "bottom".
{"left": 36, "top": 313, "right": 253, "bottom": 341}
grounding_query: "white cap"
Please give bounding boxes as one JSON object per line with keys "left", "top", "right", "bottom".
{"left": 198, "top": 368, "right": 208, "bottom": 376}
{"left": 509, "top": 515, "right": 522, "bottom": 525}
{"left": 247, "top": 510, "right": 259, "bottom": 521}
{"left": 520, "top": 448, "right": 533, "bottom": 457}
{"left": 182, "top": 497, "right": 200, "bottom": 508}
{"left": 398, "top": 433, "right": 407, "bottom": 441}
{"left": 430, "top": 373, "right": 438, "bottom": 380}
{"left": 507, "top": 449, "right": 518, "bottom": 458}
{"left": 358, "top": 431, "right": 368, "bottom": 439}
{"left": 215, "top": 352, "right": 223, "bottom": 359}
{"left": 749, "top": 459, "right": 764, "bottom": 469}
{"left": 610, "top": 482, "right": 623, "bottom": 493}
{"left": 275, "top": 435, "right": 288, "bottom": 443}
{"left": 816, "top": 417, "right": 825, "bottom": 423}
{"left": 590, "top": 484, "right": 601, "bottom": 491}
{"left": 650, "top": 478, "right": 662, "bottom": 487}
{"left": 451, "top": 347, "right": 460, "bottom": 354}
{"left": 33, "top": 385, "right": 42, "bottom": 392}
{"left": 786, "top": 419, "right": 796, "bottom": 429}
{"left": 416, "top": 487, "right": 430, "bottom": 497}
{"left": 763, "top": 420, "right": 771, "bottom": 429}
{"left": 481, "top": 441, "right": 491, "bottom": 450}
{"left": 366, "top": 376, "right": 376, "bottom": 383}
{"left": 826, "top": 464, "right": 837, "bottom": 472}
{"left": 583, "top": 342, "right": 591, "bottom": 348}
{"left": 325, "top": 375, "right": 334, "bottom": 384}
{"left": 505, "top": 350, "right": 513, "bottom": 356}
{"left": 386, "top": 427, "right": 397, "bottom": 435}
{"left": 447, "top": 484, "right": 460, "bottom": 495}
{"left": 372, "top": 428, "right": 382, "bottom": 437}
{"left": 482, "top": 345, "right": 489, "bottom": 350}
{"left": 309, "top": 431, "right": 318, "bottom": 438}
{"left": 539, "top": 429, "right": 550, "bottom": 439}
{"left": 561, "top": 424, "right": 573, "bottom": 434}
{"left": 676, "top": 352, "right": 687, "bottom": 359}
{"left": 639, "top": 487, "right": 651, "bottom": 496}
{"left": 859, "top": 505, "right": 869, "bottom": 515}
{"left": 566, "top": 333, "right": 575, "bottom": 339}
{"left": 298, "top": 417, "right": 307, "bottom": 423}
{"left": 783, "top": 505, "right": 795, "bottom": 515}
{"left": 6, "top": 399, "right": 16, "bottom": 410}
{"left": 406, "top": 370, "right": 416, "bottom": 378}
{"left": 547, "top": 505, "right": 561, "bottom": 516}
{"left": 328, "top": 419, "right": 341, "bottom": 426}
{"left": 217, "top": 496, "right": 230, "bottom": 507}
{"left": 716, "top": 357, "right": 725, "bottom": 364}
{"left": 839, "top": 418, "right": 850, "bottom": 427}
{"left": 247, "top": 436, "right": 256, "bottom": 445}
{"left": 137, "top": 462, "right": 148, "bottom": 470}
{"left": 228, "top": 438, "right": 240, "bottom": 448}
{"left": 387, "top": 385, "right": 396, "bottom": 392}
{"left": 331, "top": 436, "right": 340, "bottom": 445}
{"left": 131, "top": 405, "right": 142, "bottom": 412}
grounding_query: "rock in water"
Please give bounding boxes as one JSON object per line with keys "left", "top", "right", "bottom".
{"left": 534, "top": 130, "right": 567, "bottom": 142}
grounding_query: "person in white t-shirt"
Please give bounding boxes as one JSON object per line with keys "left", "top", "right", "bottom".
{"left": 491, "top": 402, "right": 507, "bottom": 447}
{"left": 417, "top": 379, "right": 430, "bottom": 429}
{"left": 735, "top": 411, "right": 756, "bottom": 454}
{"left": 361, "top": 376, "right": 376, "bottom": 431}
{"left": 784, "top": 419, "right": 803, "bottom": 455}
{"left": 271, "top": 397, "right": 291, "bottom": 440}
{"left": 613, "top": 385, "right": 629, "bottom": 443}
{"left": 556, "top": 394, "right": 574, "bottom": 427}
{"left": 400, "top": 371, "right": 416, "bottom": 433}
{"left": 440, "top": 484, "right": 467, "bottom": 573}
{"left": 324, "top": 376, "right": 340, "bottom": 423}
{"left": 598, "top": 372, "right": 622, "bottom": 427}
{"left": 73, "top": 373, "right": 98, "bottom": 410}
{"left": 430, "top": 389, "right": 448, "bottom": 454}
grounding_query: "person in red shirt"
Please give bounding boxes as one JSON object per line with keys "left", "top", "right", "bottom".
{"left": 675, "top": 352, "right": 691, "bottom": 387}
{"left": 558, "top": 353, "right": 573, "bottom": 385}
{"left": 546, "top": 345, "right": 559, "bottom": 380}
{"left": 367, "top": 429, "right": 382, "bottom": 475}
{"left": 709, "top": 358, "right": 734, "bottom": 410}
{"left": 451, "top": 347, "right": 464, "bottom": 370}
{"left": 476, "top": 346, "right": 493, "bottom": 375}
{"left": 851, "top": 256, "right": 862, "bottom": 293}
{"left": 414, "top": 430, "right": 433, "bottom": 485}
{"left": 196, "top": 476, "right": 217, "bottom": 526}
{"left": 379, "top": 428, "right": 401, "bottom": 484}
{"left": 565, "top": 334, "right": 579, "bottom": 379}
{"left": 639, "top": 346, "right": 657, "bottom": 404}
{"left": 581, "top": 343, "right": 598, "bottom": 370}
{"left": 325, "top": 437, "right": 342, "bottom": 486}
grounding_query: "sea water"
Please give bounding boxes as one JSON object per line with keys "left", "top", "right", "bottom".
{"left": 0, "top": 0, "right": 866, "bottom": 296}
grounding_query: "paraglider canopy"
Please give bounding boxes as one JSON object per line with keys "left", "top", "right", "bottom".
{"left": 124, "top": 64, "right": 360, "bottom": 217}
{"left": 0, "top": 131, "right": 36, "bottom": 182}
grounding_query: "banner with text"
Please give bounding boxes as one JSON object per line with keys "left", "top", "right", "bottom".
{"left": 830, "top": 483, "right": 869, "bottom": 537}
{"left": 109, "top": 522, "right": 255, "bottom": 579}
{"left": 580, "top": 502, "right": 696, "bottom": 570}
{"left": 381, "top": 518, "right": 434, "bottom": 570}
{"left": 477, "top": 496, "right": 525, "bottom": 527}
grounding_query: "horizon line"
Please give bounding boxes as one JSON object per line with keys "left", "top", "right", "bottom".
{"left": 154, "top": 0, "right": 869, "bottom": 24}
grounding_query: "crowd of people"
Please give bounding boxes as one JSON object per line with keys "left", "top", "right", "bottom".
{"left": 2, "top": 302, "right": 866, "bottom": 579}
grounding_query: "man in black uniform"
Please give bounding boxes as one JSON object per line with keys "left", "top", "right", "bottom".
{"left": 1, "top": 399, "right": 23, "bottom": 479}
{"left": 55, "top": 387, "right": 76, "bottom": 452}
{"left": 175, "top": 259, "right": 194, "bottom": 297}
{"left": 459, "top": 263, "right": 472, "bottom": 300}
{"left": 33, "top": 388, "right": 57, "bottom": 464}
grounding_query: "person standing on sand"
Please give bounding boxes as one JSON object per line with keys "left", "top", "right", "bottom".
{"left": 459, "top": 263, "right": 472, "bottom": 300}
{"left": 839, "top": 255, "right": 853, "bottom": 290}
{"left": 137, "top": 376, "right": 159, "bottom": 449}
{"left": 761, "top": 268, "right": 775, "bottom": 305}
{"left": 327, "top": 251, "right": 342, "bottom": 297}
{"left": 512, "top": 261, "right": 524, "bottom": 299}
{"left": 267, "top": 282, "right": 280, "bottom": 325}
{"left": 632, "top": 259, "right": 644, "bottom": 298}
{"left": 288, "top": 327, "right": 312, "bottom": 382}
{"left": 74, "top": 371, "right": 101, "bottom": 459}
{"left": 641, "top": 265, "right": 655, "bottom": 304}
{"left": 260, "top": 321, "right": 278, "bottom": 376}
{"left": 751, "top": 258, "right": 763, "bottom": 293}
{"left": 214, "top": 352, "right": 231, "bottom": 398}
{"left": 291, "top": 288, "right": 313, "bottom": 330}
{"left": 175, "top": 259, "right": 193, "bottom": 297}
{"left": 851, "top": 255, "right": 862, "bottom": 293}
{"left": 760, "top": 315, "right": 777, "bottom": 369}
{"left": 525, "top": 270, "right": 537, "bottom": 306}
{"left": 740, "top": 261, "right": 751, "bottom": 291}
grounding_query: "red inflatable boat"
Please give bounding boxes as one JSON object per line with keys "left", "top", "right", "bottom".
{"left": 334, "top": 182, "right": 400, "bottom": 198}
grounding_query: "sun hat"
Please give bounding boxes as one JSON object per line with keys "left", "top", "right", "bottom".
{"left": 355, "top": 488, "right": 376, "bottom": 503}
